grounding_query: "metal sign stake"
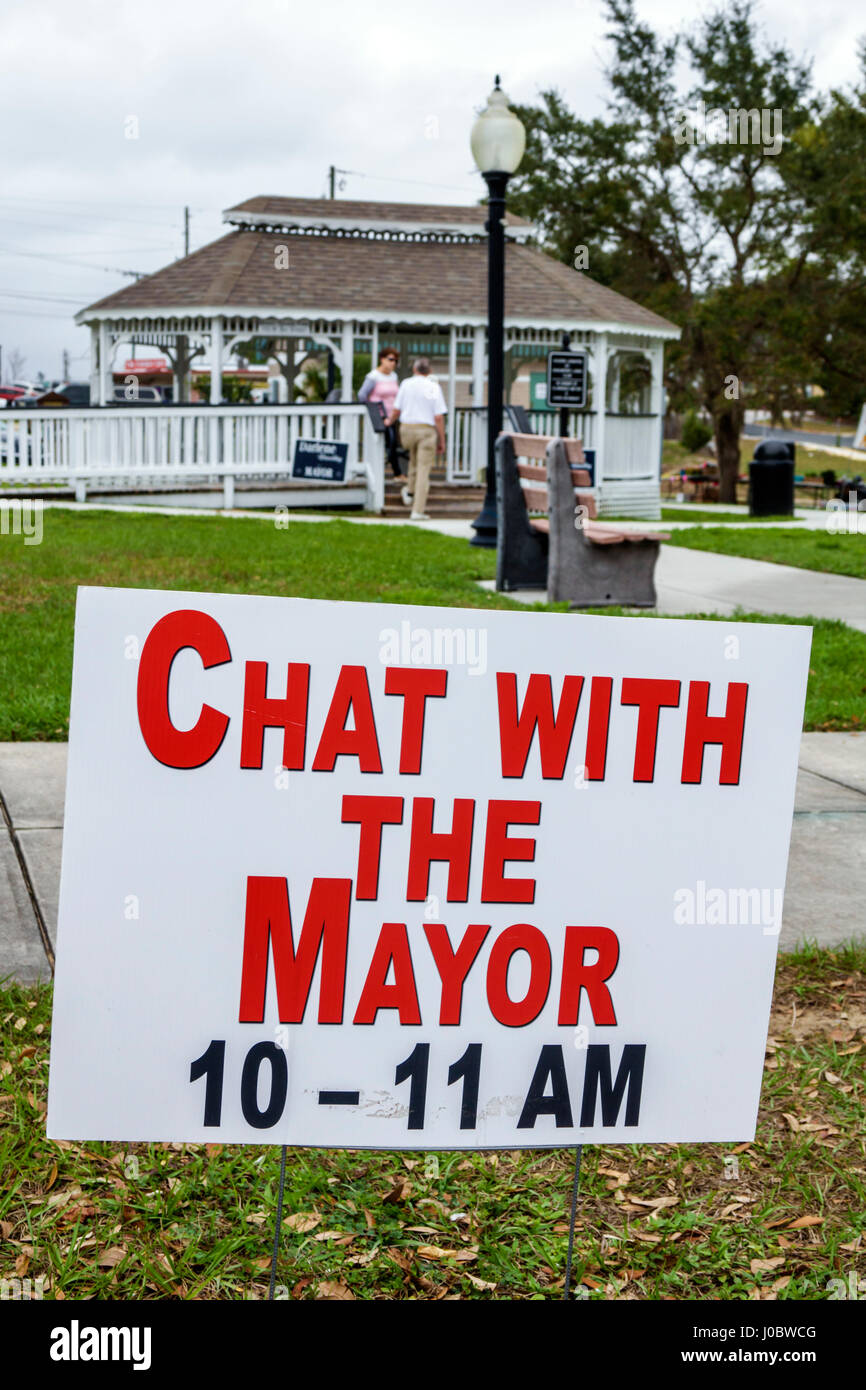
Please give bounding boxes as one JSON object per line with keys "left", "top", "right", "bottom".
{"left": 562, "top": 1145, "right": 584, "bottom": 1301}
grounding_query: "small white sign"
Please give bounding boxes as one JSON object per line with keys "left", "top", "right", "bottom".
{"left": 48, "top": 589, "right": 810, "bottom": 1147}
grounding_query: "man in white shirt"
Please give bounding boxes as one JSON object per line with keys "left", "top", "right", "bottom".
{"left": 386, "top": 358, "right": 446, "bottom": 520}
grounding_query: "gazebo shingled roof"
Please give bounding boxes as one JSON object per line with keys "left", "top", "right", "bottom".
{"left": 79, "top": 228, "right": 678, "bottom": 335}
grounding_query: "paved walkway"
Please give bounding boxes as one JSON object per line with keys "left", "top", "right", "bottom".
{"left": 480, "top": 544, "right": 866, "bottom": 631}
{"left": 1, "top": 736, "right": 863, "bottom": 983}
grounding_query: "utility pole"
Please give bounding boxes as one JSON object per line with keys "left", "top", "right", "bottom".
{"left": 328, "top": 166, "right": 336, "bottom": 200}
{"left": 184, "top": 206, "right": 190, "bottom": 257}
{"left": 62, "top": 348, "right": 70, "bottom": 380}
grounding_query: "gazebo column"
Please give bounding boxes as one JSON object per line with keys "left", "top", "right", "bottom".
{"left": 446, "top": 324, "right": 457, "bottom": 480}
{"left": 97, "top": 321, "right": 111, "bottom": 406}
{"left": 592, "top": 332, "right": 608, "bottom": 494}
{"left": 174, "top": 335, "right": 188, "bottom": 404}
{"left": 608, "top": 351, "right": 621, "bottom": 413}
{"left": 649, "top": 341, "right": 665, "bottom": 469}
{"left": 89, "top": 324, "right": 100, "bottom": 405}
{"left": 471, "top": 325, "right": 486, "bottom": 483}
{"left": 210, "top": 317, "right": 223, "bottom": 405}
{"left": 340, "top": 321, "right": 354, "bottom": 401}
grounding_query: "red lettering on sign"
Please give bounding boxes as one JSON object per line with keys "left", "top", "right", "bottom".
{"left": 621, "top": 677, "right": 681, "bottom": 782}
{"left": 486, "top": 923, "right": 551, "bottom": 1027}
{"left": 312, "top": 665, "right": 383, "bottom": 772}
{"left": 423, "top": 923, "right": 490, "bottom": 1024}
{"left": 137, "top": 609, "right": 231, "bottom": 768}
{"left": 238, "top": 876, "right": 351, "bottom": 1024}
{"left": 240, "top": 661, "right": 310, "bottom": 770}
{"left": 384, "top": 667, "right": 448, "bottom": 774}
{"left": 497, "top": 673, "right": 584, "bottom": 778}
{"left": 557, "top": 926, "right": 619, "bottom": 1025}
{"left": 584, "top": 675, "right": 613, "bottom": 780}
{"left": 681, "top": 681, "right": 748, "bottom": 784}
{"left": 406, "top": 797, "right": 475, "bottom": 903}
{"left": 353, "top": 923, "right": 421, "bottom": 1024}
{"left": 481, "top": 799, "right": 541, "bottom": 903}
{"left": 341, "top": 794, "right": 404, "bottom": 899}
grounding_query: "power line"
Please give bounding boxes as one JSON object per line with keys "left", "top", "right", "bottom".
{"left": 334, "top": 167, "right": 480, "bottom": 193}
{"left": 0, "top": 288, "right": 88, "bottom": 304}
{"left": 0, "top": 246, "right": 144, "bottom": 277}
{"left": 0, "top": 210, "right": 181, "bottom": 231}
{"left": 0, "top": 305, "right": 80, "bottom": 319}
{"left": 0, "top": 194, "right": 210, "bottom": 213}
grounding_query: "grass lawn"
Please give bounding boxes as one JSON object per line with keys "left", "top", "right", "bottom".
{"left": 1, "top": 945, "right": 862, "bottom": 1300}
{"left": 666, "top": 525, "right": 866, "bottom": 580}
{"left": 0, "top": 509, "right": 863, "bottom": 736}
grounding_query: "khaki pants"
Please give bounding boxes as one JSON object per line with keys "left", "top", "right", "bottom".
{"left": 400, "top": 422, "right": 437, "bottom": 513}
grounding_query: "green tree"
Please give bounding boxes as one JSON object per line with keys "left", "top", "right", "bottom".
{"left": 510, "top": 0, "right": 824, "bottom": 500}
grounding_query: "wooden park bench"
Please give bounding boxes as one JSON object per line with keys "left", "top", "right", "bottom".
{"left": 495, "top": 433, "right": 668, "bottom": 608}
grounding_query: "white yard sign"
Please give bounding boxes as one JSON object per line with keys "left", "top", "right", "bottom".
{"left": 48, "top": 588, "right": 810, "bottom": 1147}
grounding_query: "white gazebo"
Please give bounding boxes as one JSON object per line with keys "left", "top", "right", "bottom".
{"left": 71, "top": 195, "right": 680, "bottom": 516}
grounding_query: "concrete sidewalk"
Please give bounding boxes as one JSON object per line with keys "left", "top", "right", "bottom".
{"left": 1, "top": 735, "right": 863, "bottom": 984}
{"left": 479, "top": 542, "right": 866, "bottom": 632}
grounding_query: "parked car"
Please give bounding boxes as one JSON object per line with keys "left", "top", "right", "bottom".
{"left": 49, "top": 381, "right": 91, "bottom": 406}
{"left": 0, "top": 387, "right": 26, "bottom": 407}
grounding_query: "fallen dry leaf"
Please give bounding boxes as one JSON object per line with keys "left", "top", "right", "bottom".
{"left": 787, "top": 1215, "right": 824, "bottom": 1230}
{"left": 417, "top": 1244, "right": 458, "bottom": 1260}
{"left": 383, "top": 1180, "right": 412, "bottom": 1204}
{"left": 96, "top": 1246, "right": 127, "bottom": 1268}
{"left": 283, "top": 1212, "right": 321, "bottom": 1234}
{"left": 315, "top": 1281, "right": 355, "bottom": 1300}
{"left": 14, "top": 1252, "right": 29, "bottom": 1277}
{"left": 313, "top": 1230, "right": 350, "bottom": 1242}
{"left": 466, "top": 1273, "right": 496, "bottom": 1291}
{"left": 750, "top": 1257, "right": 785, "bottom": 1274}
{"left": 782, "top": 1113, "right": 800, "bottom": 1133}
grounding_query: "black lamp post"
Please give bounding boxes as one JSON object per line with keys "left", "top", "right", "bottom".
{"left": 469, "top": 77, "right": 526, "bottom": 548}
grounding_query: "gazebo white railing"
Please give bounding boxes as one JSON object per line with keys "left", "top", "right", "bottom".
{"left": 0, "top": 403, "right": 386, "bottom": 511}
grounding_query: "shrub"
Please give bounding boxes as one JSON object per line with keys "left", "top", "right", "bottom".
{"left": 681, "top": 408, "right": 713, "bottom": 453}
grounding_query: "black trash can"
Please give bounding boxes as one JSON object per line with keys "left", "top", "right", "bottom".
{"left": 749, "top": 440, "right": 795, "bottom": 517}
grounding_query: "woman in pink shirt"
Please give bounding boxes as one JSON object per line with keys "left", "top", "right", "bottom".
{"left": 358, "top": 348, "right": 402, "bottom": 475}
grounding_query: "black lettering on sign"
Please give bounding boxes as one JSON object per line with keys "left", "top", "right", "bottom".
{"left": 240, "top": 1042, "right": 289, "bottom": 1129}
{"left": 395, "top": 1042, "right": 430, "bottom": 1130}
{"left": 579, "top": 1044, "right": 646, "bottom": 1127}
{"left": 516, "top": 1044, "right": 573, "bottom": 1128}
{"left": 189, "top": 1039, "right": 225, "bottom": 1127}
{"left": 447, "top": 1043, "right": 482, "bottom": 1130}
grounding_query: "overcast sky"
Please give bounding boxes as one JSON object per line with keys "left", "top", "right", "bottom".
{"left": 0, "top": 0, "right": 862, "bottom": 381}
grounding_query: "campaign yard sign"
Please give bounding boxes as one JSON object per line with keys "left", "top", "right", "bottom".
{"left": 291, "top": 438, "right": 349, "bottom": 482}
{"left": 48, "top": 589, "right": 810, "bottom": 1148}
